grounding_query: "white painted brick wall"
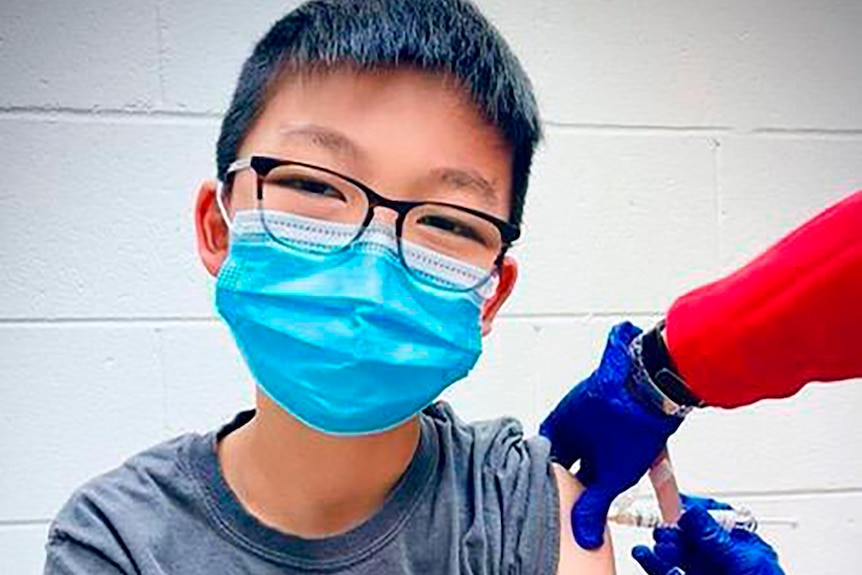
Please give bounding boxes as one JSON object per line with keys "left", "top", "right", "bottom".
{"left": 1, "top": 1, "right": 860, "bottom": 573}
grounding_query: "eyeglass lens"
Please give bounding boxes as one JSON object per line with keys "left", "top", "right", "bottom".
{"left": 256, "top": 163, "right": 503, "bottom": 290}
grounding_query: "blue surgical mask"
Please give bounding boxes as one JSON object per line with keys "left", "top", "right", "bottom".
{"left": 215, "top": 210, "right": 495, "bottom": 435}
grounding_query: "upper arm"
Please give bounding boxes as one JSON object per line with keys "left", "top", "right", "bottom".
{"left": 551, "top": 463, "right": 616, "bottom": 575}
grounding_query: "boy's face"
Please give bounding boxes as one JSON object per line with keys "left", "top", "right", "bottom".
{"left": 195, "top": 67, "right": 519, "bottom": 335}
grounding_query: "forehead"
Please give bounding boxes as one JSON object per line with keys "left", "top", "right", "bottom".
{"left": 238, "top": 66, "right": 514, "bottom": 218}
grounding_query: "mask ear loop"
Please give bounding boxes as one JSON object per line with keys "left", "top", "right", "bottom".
{"left": 478, "top": 268, "right": 501, "bottom": 300}
{"left": 215, "top": 180, "right": 235, "bottom": 233}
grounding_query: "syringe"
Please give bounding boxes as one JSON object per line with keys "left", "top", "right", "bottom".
{"left": 609, "top": 507, "right": 759, "bottom": 533}
{"left": 615, "top": 448, "right": 799, "bottom": 534}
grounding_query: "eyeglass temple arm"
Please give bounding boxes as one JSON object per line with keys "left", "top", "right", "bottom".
{"left": 227, "top": 157, "right": 253, "bottom": 174}
{"left": 217, "top": 157, "right": 258, "bottom": 231}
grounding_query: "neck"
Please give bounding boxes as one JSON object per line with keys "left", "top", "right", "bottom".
{"left": 218, "top": 391, "right": 421, "bottom": 538}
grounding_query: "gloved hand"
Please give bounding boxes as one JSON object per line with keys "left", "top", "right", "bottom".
{"left": 539, "top": 322, "right": 683, "bottom": 549}
{"left": 667, "top": 190, "right": 862, "bottom": 407}
{"left": 632, "top": 495, "right": 786, "bottom": 575}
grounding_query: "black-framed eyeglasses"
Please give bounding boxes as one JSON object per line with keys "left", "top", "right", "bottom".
{"left": 220, "top": 155, "right": 520, "bottom": 292}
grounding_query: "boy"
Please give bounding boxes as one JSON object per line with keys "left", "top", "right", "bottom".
{"left": 44, "top": 1, "right": 615, "bottom": 573}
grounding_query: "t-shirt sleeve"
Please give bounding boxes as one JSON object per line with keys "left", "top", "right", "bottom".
{"left": 430, "top": 402, "right": 561, "bottom": 574}
{"left": 41, "top": 435, "right": 195, "bottom": 575}
{"left": 44, "top": 531, "right": 128, "bottom": 575}
{"left": 43, "top": 476, "right": 142, "bottom": 575}
{"left": 481, "top": 420, "right": 560, "bottom": 574}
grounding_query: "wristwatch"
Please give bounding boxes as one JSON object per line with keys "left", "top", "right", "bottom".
{"left": 628, "top": 320, "right": 705, "bottom": 417}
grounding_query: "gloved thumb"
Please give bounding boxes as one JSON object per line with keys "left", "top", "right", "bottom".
{"left": 632, "top": 545, "right": 672, "bottom": 575}
{"left": 678, "top": 505, "right": 734, "bottom": 560}
{"left": 571, "top": 487, "right": 613, "bottom": 550}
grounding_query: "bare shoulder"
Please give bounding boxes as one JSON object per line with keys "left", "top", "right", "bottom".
{"left": 550, "top": 463, "right": 616, "bottom": 575}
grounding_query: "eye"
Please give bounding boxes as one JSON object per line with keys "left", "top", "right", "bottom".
{"left": 271, "top": 176, "right": 347, "bottom": 201}
{"left": 417, "top": 214, "right": 488, "bottom": 245}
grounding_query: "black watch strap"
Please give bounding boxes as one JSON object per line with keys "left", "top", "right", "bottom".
{"left": 640, "top": 320, "right": 705, "bottom": 408}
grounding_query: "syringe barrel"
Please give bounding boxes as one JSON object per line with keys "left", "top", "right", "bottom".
{"left": 708, "top": 509, "right": 758, "bottom": 533}
{"left": 610, "top": 508, "right": 758, "bottom": 533}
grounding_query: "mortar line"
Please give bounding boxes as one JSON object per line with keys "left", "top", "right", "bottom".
{"left": 2, "top": 108, "right": 860, "bottom": 140}
{"left": 0, "top": 317, "right": 221, "bottom": 327}
{"left": 0, "top": 106, "right": 223, "bottom": 125}
{"left": 0, "top": 519, "right": 51, "bottom": 527}
{"left": 543, "top": 121, "right": 733, "bottom": 136}
{"left": 541, "top": 122, "right": 862, "bottom": 141}
{"left": 631, "top": 486, "right": 862, "bottom": 500}
{"left": 0, "top": 311, "right": 663, "bottom": 328}
{"left": 751, "top": 127, "right": 862, "bottom": 139}
{"left": 499, "top": 311, "right": 662, "bottom": 320}
{"left": 154, "top": 0, "right": 169, "bottom": 108}
{"left": 712, "top": 134, "right": 723, "bottom": 269}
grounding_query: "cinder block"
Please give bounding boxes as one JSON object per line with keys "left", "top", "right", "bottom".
{"left": 460, "top": 315, "right": 663, "bottom": 434}
{"left": 505, "top": 128, "right": 719, "bottom": 316}
{"left": 157, "top": 0, "right": 304, "bottom": 113}
{"left": 730, "top": 493, "right": 862, "bottom": 575}
{"left": 442, "top": 318, "right": 546, "bottom": 430}
{"left": 529, "top": 316, "right": 663, "bottom": 431}
{"left": 0, "top": 0, "right": 161, "bottom": 110}
{"left": 0, "top": 325, "right": 166, "bottom": 521}
{"left": 718, "top": 136, "right": 862, "bottom": 268}
{"left": 0, "top": 523, "right": 49, "bottom": 575}
{"left": 477, "top": 0, "right": 862, "bottom": 129}
{"left": 0, "top": 119, "right": 220, "bottom": 320}
{"left": 669, "top": 381, "right": 862, "bottom": 493}
{"left": 160, "top": 322, "right": 256, "bottom": 436}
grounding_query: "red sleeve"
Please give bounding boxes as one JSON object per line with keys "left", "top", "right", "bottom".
{"left": 666, "top": 190, "right": 862, "bottom": 408}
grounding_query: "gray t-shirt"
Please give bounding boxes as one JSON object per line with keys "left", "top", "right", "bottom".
{"left": 44, "top": 401, "right": 560, "bottom": 574}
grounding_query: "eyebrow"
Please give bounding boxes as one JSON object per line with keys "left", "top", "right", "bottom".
{"left": 277, "top": 122, "right": 500, "bottom": 206}
{"left": 277, "top": 123, "right": 366, "bottom": 164}
{"left": 427, "top": 166, "right": 500, "bottom": 207}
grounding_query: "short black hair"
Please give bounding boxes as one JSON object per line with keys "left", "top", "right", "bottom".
{"left": 216, "top": 0, "right": 542, "bottom": 227}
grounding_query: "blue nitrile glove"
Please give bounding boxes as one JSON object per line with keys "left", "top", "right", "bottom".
{"left": 632, "top": 495, "right": 786, "bottom": 575}
{"left": 538, "top": 322, "right": 684, "bottom": 549}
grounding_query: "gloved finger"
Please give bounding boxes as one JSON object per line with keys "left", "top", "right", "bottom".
{"left": 632, "top": 545, "right": 675, "bottom": 575}
{"left": 654, "top": 542, "right": 684, "bottom": 567}
{"left": 678, "top": 506, "right": 733, "bottom": 560}
{"left": 653, "top": 527, "right": 681, "bottom": 545}
{"left": 571, "top": 487, "right": 613, "bottom": 550}
{"left": 651, "top": 527, "right": 683, "bottom": 566}
{"left": 728, "top": 528, "right": 783, "bottom": 561}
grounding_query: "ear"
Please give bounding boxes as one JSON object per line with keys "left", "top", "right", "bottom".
{"left": 480, "top": 255, "right": 518, "bottom": 336}
{"left": 194, "top": 178, "right": 230, "bottom": 277}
